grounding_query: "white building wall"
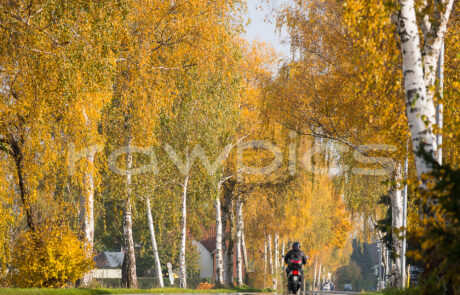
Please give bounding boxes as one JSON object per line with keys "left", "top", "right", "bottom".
{"left": 193, "top": 240, "right": 213, "bottom": 278}
{"left": 91, "top": 268, "right": 122, "bottom": 279}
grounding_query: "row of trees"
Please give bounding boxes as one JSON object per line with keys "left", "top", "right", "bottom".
{"left": 0, "top": 0, "right": 457, "bottom": 292}
{"left": 0, "top": 0, "right": 355, "bottom": 289}
{"left": 263, "top": 0, "right": 458, "bottom": 292}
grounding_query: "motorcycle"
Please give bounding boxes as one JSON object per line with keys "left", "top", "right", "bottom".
{"left": 286, "top": 258, "right": 303, "bottom": 294}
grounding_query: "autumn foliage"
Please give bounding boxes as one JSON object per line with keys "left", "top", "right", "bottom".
{"left": 11, "top": 223, "right": 93, "bottom": 288}
{"left": 407, "top": 152, "right": 460, "bottom": 294}
{"left": 0, "top": 0, "right": 457, "bottom": 291}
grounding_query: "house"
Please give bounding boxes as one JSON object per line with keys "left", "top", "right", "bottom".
{"left": 193, "top": 225, "right": 245, "bottom": 281}
{"left": 92, "top": 251, "right": 124, "bottom": 279}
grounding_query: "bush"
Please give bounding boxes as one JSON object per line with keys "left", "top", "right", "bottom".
{"left": 11, "top": 223, "right": 93, "bottom": 288}
{"left": 407, "top": 151, "right": 460, "bottom": 294}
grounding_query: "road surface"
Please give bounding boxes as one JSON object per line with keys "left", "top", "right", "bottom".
{"left": 118, "top": 292, "right": 360, "bottom": 295}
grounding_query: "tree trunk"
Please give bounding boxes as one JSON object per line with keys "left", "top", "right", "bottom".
{"left": 146, "top": 196, "right": 164, "bottom": 288}
{"left": 268, "top": 234, "right": 273, "bottom": 275}
{"left": 122, "top": 144, "right": 138, "bottom": 288}
{"left": 225, "top": 200, "right": 234, "bottom": 286}
{"left": 77, "top": 145, "right": 96, "bottom": 287}
{"left": 264, "top": 237, "right": 267, "bottom": 287}
{"left": 396, "top": 0, "right": 450, "bottom": 175}
{"left": 313, "top": 258, "right": 317, "bottom": 291}
{"left": 274, "top": 232, "right": 279, "bottom": 290}
{"left": 391, "top": 165, "right": 403, "bottom": 288}
{"left": 421, "top": 1, "right": 454, "bottom": 104}
{"left": 179, "top": 174, "right": 189, "bottom": 288}
{"left": 239, "top": 198, "right": 248, "bottom": 273}
{"left": 241, "top": 229, "right": 248, "bottom": 273}
{"left": 317, "top": 262, "right": 322, "bottom": 290}
{"left": 235, "top": 195, "right": 243, "bottom": 286}
{"left": 215, "top": 188, "right": 224, "bottom": 286}
{"left": 12, "top": 141, "right": 37, "bottom": 231}
{"left": 281, "top": 239, "right": 285, "bottom": 267}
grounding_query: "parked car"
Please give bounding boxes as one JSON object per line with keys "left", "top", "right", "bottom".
{"left": 344, "top": 283, "right": 353, "bottom": 291}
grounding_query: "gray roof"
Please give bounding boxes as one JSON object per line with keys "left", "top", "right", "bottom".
{"left": 95, "top": 252, "right": 124, "bottom": 269}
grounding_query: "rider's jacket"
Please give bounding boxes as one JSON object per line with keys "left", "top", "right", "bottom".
{"left": 284, "top": 249, "right": 308, "bottom": 265}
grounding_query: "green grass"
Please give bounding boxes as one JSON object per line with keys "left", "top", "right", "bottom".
{"left": 362, "top": 288, "right": 421, "bottom": 295}
{"left": 0, "top": 286, "right": 272, "bottom": 295}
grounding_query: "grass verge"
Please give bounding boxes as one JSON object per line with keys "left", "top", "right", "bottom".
{"left": 0, "top": 286, "right": 272, "bottom": 295}
{"left": 363, "top": 288, "right": 421, "bottom": 295}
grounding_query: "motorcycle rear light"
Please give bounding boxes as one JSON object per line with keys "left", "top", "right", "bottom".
{"left": 292, "top": 270, "right": 299, "bottom": 275}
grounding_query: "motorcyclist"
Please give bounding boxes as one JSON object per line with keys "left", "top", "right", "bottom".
{"left": 284, "top": 241, "right": 308, "bottom": 278}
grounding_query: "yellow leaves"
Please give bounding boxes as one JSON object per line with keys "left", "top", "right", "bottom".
{"left": 11, "top": 223, "right": 93, "bottom": 288}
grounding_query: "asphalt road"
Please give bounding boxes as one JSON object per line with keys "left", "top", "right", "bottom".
{"left": 122, "top": 291, "right": 359, "bottom": 295}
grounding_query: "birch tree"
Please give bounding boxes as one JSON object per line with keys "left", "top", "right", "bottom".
{"left": 395, "top": 0, "right": 455, "bottom": 175}
{"left": 121, "top": 142, "right": 138, "bottom": 288}
{"left": 390, "top": 166, "right": 404, "bottom": 287}
{"left": 146, "top": 196, "right": 164, "bottom": 287}
{"left": 215, "top": 183, "right": 225, "bottom": 285}
{"left": 274, "top": 232, "right": 279, "bottom": 290}
{"left": 235, "top": 195, "right": 244, "bottom": 286}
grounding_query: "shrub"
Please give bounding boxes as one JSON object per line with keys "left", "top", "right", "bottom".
{"left": 407, "top": 152, "right": 460, "bottom": 294}
{"left": 11, "top": 223, "right": 93, "bottom": 288}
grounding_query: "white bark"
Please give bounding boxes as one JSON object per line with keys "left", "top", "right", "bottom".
{"left": 397, "top": 0, "right": 454, "bottom": 175}
{"left": 436, "top": 43, "right": 444, "bottom": 164}
{"left": 78, "top": 145, "right": 96, "bottom": 287}
{"left": 241, "top": 230, "right": 248, "bottom": 272}
{"left": 274, "top": 232, "right": 279, "bottom": 290}
{"left": 264, "top": 238, "right": 268, "bottom": 275}
{"left": 225, "top": 200, "right": 234, "bottom": 286}
{"left": 281, "top": 240, "right": 285, "bottom": 267}
{"left": 235, "top": 196, "right": 243, "bottom": 286}
{"left": 317, "top": 262, "right": 322, "bottom": 290}
{"left": 241, "top": 207, "right": 248, "bottom": 273}
{"left": 179, "top": 174, "right": 189, "bottom": 288}
{"left": 421, "top": 1, "right": 454, "bottom": 100}
{"left": 122, "top": 143, "right": 138, "bottom": 288}
{"left": 313, "top": 258, "right": 318, "bottom": 291}
{"left": 398, "top": 0, "right": 436, "bottom": 174}
{"left": 146, "top": 196, "right": 164, "bottom": 288}
{"left": 391, "top": 165, "right": 404, "bottom": 288}
{"left": 215, "top": 189, "right": 224, "bottom": 285}
{"left": 268, "top": 234, "right": 273, "bottom": 275}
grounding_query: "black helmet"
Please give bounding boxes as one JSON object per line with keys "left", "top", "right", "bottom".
{"left": 292, "top": 242, "right": 301, "bottom": 251}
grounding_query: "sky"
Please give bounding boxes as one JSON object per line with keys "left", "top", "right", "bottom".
{"left": 245, "top": 0, "right": 291, "bottom": 57}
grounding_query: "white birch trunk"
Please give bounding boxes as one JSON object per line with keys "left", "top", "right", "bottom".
{"left": 241, "top": 208, "right": 248, "bottom": 273}
{"left": 391, "top": 165, "right": 404, "bottom": 288}
{"left": 264, "top": 237, "right": 267, "bottom": 288}
{"left": 397, "top": 0, "right": 454, "bottom": 175}
{"left": 179, "top": 174, "right": 189, "bottom": 288}
{"left": 241, "top": 231, "right": 248, "bottom": 272}
{"left": 235, "top": 196, "right": 243, "bottom": 286}
{"left": 274, "top": 232, "right": 279, "bottom": 290}
{"left": 317, "top": 262, "right": 322, "bottom": 291}
{"left": 313, "top": 258, "right": 317, "bottom": 291}
{"left": 78, "top": 145, "right": 96, "bottom": 287}
{"left": 398, "top": 0, "right": 436, "bottom": 174}
{"left": 422, "top": 1, "right": 454, "bottom": 102}
{"left": 267, "top": 234, "right": 275, "bottom": 290}
{"left": 264, "top": 238, "right": 268, "bottom": 275}
{"left": 281, "top": 240, "right": 285, "bottom": 267}
{"left": 122, "top": 143, "right": 138, "bottom": 288}
{"left": 215, "top": 189, "right": 224, "bottom": 285}
{"left": 146, "top": 196, "right": 164, "bottom": 288}
{"left": 268, "top": 234, "right": 273, "bottom": 275}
